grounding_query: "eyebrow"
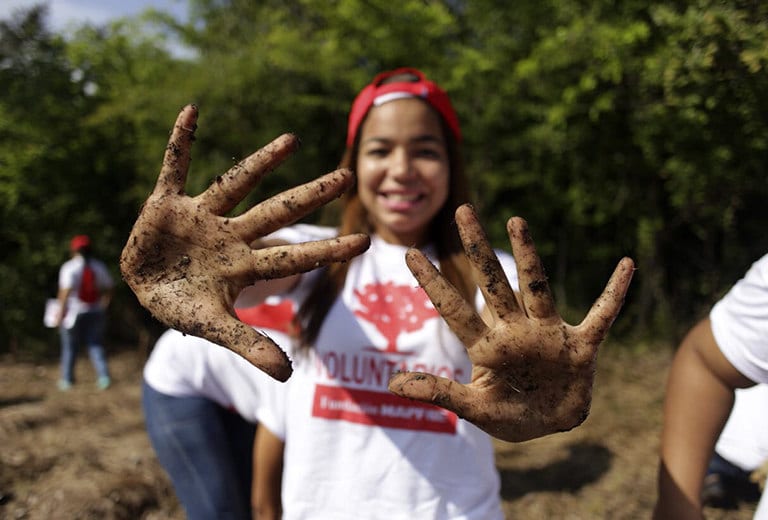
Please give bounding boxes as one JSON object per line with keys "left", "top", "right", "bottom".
{"left": 361, "top": 134, "right": 444, "bottom": 146}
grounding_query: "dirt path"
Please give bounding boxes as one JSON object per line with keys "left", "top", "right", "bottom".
{"left": 0, "top": 345, "right": 758, "bottom": 519}
{"left": 1, "top": 350, "right": 181, "bottom": 519}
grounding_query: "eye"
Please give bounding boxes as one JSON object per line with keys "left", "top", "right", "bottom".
{"left": 414, "top": 147, "right": 444, "bottom": 159}
{"left": 364, "top": 147, "right": 390, "bottom": 158}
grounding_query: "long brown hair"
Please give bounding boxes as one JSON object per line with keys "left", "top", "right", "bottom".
{"left": 297, "top": 80, "right": 476, "bottom": 348}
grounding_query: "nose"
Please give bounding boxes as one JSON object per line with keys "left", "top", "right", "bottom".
{"left": 389, "top": 148, "right": 414, "bottom": 180}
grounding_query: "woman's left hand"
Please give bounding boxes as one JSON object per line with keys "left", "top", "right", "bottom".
{"left": 388, "top": 204, "right": 635, "bottom": 442}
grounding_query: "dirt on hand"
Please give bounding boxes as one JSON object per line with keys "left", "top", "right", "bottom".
{"left": 120, "top": 105, "right": 370, "bottom": 382}
{"left": 390, "top": 205, "right": 636, "bottom": 443}
{"left": 0, "top": 345, "right": 758, "bottom": 519}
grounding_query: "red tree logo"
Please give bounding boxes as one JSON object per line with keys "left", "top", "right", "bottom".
{"left": 353, "top": 282, "right": 439, "bottom": 353}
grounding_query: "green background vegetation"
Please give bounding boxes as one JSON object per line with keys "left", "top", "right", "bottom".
{"left": 2, "top": 0, "right": 767, "bottom": 357}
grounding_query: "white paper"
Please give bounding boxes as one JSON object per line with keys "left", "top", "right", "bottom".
{"left": 44, "top": 299, "right": 60, "bottom": 328}
{"left": 44, "top": 299, "right": 75, "bottom": 329}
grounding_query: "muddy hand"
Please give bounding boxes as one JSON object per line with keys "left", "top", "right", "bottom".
{"left": 388, "top": 204, "right": 634, "bottom": 442}
{"left": 120, "top": 105, "right": 370, "bottom": 382}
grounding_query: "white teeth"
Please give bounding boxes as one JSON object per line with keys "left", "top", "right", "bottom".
{"left": 386, "top": 193, "right": 419, "bottom": 202}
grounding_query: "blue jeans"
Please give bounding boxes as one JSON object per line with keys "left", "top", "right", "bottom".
{"left": 141, "top": 380, "right": 256, "bottom": 520}
{"left": 59, "top": 309, "right": 109, "bottom": 383}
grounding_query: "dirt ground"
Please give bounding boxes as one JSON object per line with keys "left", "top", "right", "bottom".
{"left": 0, "top": 343, "right": 760, "bottom": 519}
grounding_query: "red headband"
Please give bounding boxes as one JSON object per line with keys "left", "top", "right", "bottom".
{"left": 70, "top": 234, "right": 90, "bottom": 251}
{"left": 346, "top": 67, "right": 462, "bottom": 148}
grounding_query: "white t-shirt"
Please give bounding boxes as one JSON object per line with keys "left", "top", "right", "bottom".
{"left": 58, "top": 255, "right": 113, "bottom": 326}
{"left": 709, "top": 253, "right": 768, "bottom": 519}
{"left": 143, "top": 325, "right": 292, "bottom": 423}
{"left": 258, "top": 226, "right": 519, "bottom": 520}
{"left": 710, "top": 253, "right": 768, "bottom": 385}
{"left": 714, "top": 384, "right": 768, "bottom": 472}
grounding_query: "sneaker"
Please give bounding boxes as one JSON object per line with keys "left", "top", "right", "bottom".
{"left": 57, "top": 380, "right": 72, "bottom": 391}
{"left": 96, "top": 376, "right": 111, "bottom": 390}
{"left": 703, "top": 468, "right": 763, "bottom": 509}
{"left": 702, "top": 472, "right": 737, "bottom": 509}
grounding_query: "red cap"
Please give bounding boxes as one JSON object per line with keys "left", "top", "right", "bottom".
{"left": 346, "top": 68, "right": 462, "bottom": 148}
{"left": 70, "top": 235, "right": 91, "bottom": 251}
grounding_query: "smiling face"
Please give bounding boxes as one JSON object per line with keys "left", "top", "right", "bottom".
{"left": 355, "top": 97, "right": 450, "bottom": 246}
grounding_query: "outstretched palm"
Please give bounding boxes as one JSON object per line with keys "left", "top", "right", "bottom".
{"left": 388, "top": 204, "right": 635, "bottom": 442}
{"left": 120, "top": 105, "right": 369, "bottom": 381}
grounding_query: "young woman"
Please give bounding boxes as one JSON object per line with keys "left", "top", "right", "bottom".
{"left": 248, "top": 68, "right": 632, "bottom": 519}
{"left": 119, "top": 69, "right": 634, "bottom": 520}
{"left": 248, "top": 69, "right": 513, "bottom": 519}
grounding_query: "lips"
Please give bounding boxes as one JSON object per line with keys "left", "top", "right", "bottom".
{"left": 379, "top": 191, "right": 425, "bottom": 211}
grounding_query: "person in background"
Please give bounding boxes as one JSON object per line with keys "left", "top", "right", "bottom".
{"left": 55, "top": 234, "right": 114, "bottom": 391}
{"left": 654, "top": 253, "right": 768, "bottom": 519}
{"left": 141, "top": 296, "right": 295, "bottom": 520}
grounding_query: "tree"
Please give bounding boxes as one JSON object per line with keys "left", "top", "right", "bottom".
{"left": 0, "top": 5, "right": 91, "bottom": 352}
{"left": 4, "top": 0, "right": 768, "bottom": 352}
{"left": 0, "top": 5, "right": 182, "bottom": 353}
{"left": 455, "top": 0, "right": 768, "bottom": 336}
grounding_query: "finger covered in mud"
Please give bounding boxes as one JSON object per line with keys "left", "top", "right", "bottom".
{"left": 172, "top": 307, "right": 293, "bottom": 381}
{"left": 577, "top": 256, "right": 636, "bottom": 344}
{"left": 244, "top": 235, "right": 371, "bottom": 280}
{"left": 197, "top": 133, "right": 301, "bottom": 216}
{"left": 388, "top": 371, "right": 530, "bottom": 442}
{"left": 455, "top": 205, "right": 519, "bottom": 321}
{"left": 232, "top": 168, "right": 357, "bottom": 243}
{"left": 388, "top": 371, "right": 472, "bottom": 418}
{"left": 506, "top": 216, "right": 558, "bottom": 320}
{"left": 157, "top": 104, "right": 198, "bottom": 195}
{"left": 405, "top": 248, "right": 486, "bottom": 346}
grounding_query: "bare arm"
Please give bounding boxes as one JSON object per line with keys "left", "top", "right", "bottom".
{"left": 653, "top": 318, "right": 755, "bottom": 519}
{"left": 389, "top": 204, "right": 635, "bottom": 442}
{"left": 252, "top": 426, "right": 284, "bottom": 520}
{"left": 119, "top": 105, "right": 370, "bottom": 381}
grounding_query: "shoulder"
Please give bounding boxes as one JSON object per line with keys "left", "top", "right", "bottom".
{"left": 709, "top": 253, "right": 768, "bottom": 383}
{"left": 493, "top": 248, "right": 515, "bottom": 265}
{"left": 88, "top": 258, "right": 114, "bottom": 284}
{"left": 145, "top": 329, "right": 212, "bottom": 372}
{"left": 714, "top": 253, "right": 768, "bottom": 312}
{"left": 493, "top": 248, "right": 519, "bottom": 291}
{"left": 265, "top": 224, "right": 338, "bottom": 244}
{"left": 59, "top": 257, "right": 81, "bottom": 278}
{"left": 88, "top": 257, "right": 110, "bottom": 270}
{"left": 60, "top": 256, "right": 79, "bottom": 270}
{"left": 153, "top": 328, "right": 212, "bottom": 351}
{"left": 748, "top": 253, "right": 768, "bottom": 282}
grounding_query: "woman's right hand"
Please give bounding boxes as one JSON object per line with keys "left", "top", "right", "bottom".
{"left": 120, "top": 105, "right": 370, "bottom": 381}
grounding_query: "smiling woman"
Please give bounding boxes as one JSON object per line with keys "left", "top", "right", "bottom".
{"left": 116, "top": 68, "right": 633, "bottom": 519}
{"left": 242, "top": 68, "right": 635, "bottom": 519}
{"left": 355, "top": 97, "right": 450, "bottom": 246}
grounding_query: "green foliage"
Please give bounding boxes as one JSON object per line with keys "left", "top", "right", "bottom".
{"left": 2, "top": 0, "right": 767, "bottom": 354}
{"left": 0, "top": 6, "right": 181, "bottom": 352}
{"left": 0, "top": 6, "right": 88, "bottom": 350}
{"left": 457, "top": 0, "right": 768, "bottom": 335}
